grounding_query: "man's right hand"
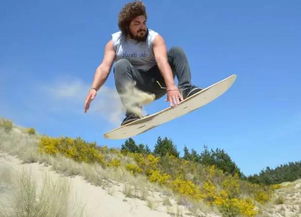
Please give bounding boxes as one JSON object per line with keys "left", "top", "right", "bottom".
{"left": 84, "top": 89, "right": 97, "bottom": 113}
{"left": 166, "top": 88, "right": 183, "bottom": 107}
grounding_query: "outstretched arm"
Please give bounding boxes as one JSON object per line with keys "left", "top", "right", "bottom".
{"left": 152, "top": 34, "right": 183, "bottom": 106}
{"left": 84, "top": 40, "right": 116, "bottom": 113}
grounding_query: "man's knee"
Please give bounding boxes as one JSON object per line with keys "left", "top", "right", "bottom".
{"left": 114, "top": 59, "right": 132, "bottom": 74}
{"left": 168, "top": 46, "right": 185, "bottom": 58}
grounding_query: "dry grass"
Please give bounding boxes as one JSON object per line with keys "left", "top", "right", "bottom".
{"left": 257, "top": 179, "right": 301, "bottom": 217}
{"left": 0, "top": 166, "right": 84, "bottom": 217}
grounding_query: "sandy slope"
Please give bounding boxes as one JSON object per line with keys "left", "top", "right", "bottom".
{"left": 258, "top": 179, "right": 301, "bottom": 217}
{"left": 2, "top": 123, "right": 299, "bottom": 217}
{"left": 0, "top": 152, "right": 219, "bottom": 217}
{"left": 0, "top": 152, "right": 171, "bottom": 217}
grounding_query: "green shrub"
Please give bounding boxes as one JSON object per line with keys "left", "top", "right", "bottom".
{"left": 27, "top": 128, "right": 36, "bottom": 135}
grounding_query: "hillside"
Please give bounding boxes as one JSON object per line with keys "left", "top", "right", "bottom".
{"left": 0, "top": 118, "right": 300, "bottom": 217}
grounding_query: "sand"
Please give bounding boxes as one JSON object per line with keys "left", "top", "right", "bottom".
{"left": 0, "top": 152, "right": 220, "bottom": 217}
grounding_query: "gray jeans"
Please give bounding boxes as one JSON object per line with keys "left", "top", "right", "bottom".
{"left": 113, "top": 47, "right": 192, "bottom": 108}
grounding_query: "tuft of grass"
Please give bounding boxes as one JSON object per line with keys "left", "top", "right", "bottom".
{"left": 140, "top": 187, "right": 149, "bottom": 200}
{"left": 26, "top": 128, "right": 36, "bottom": 135}
{"left": 0, "top": 119, "right": 13, "bottom": 132}
{"left": 123, "top": 184, "right": 135, "bottom": 198}
{"left": 147, "top": 199, "right": 157, "bottom": 210}
{"left": 163, "top": 197, "right": 172, "bottom": 206}
{"left": 0, "top": 169, "right": 84, "bottom": 217}
{"left": 107, "top": 186, "right": 115, "bottom": 196}
{"left": 174, "top": 205, "right": 184, "bottom": 217}
{"left": 274, "top": 196, "right": 285, "bottom": 205}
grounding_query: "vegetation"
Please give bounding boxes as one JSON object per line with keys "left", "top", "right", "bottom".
{"left": 4, "top": 118, "right": 298, "bottom": 217}
{"left": 121, "top": 138, "right": 151, "bottom": 154}
{"left": 27, "top": 128, "right": 36, "bottom": 135}
{"left": 0, "top": 119, "right": 13, "bottom": 132}
{"left": 39, "top": 136, "right": 105, "bottom": 165}
{"left": 153, "top": 137, "right": 179, "bottom": 157}
{"left": 37, "top": 136, "right": 276, "bottom": 216}
{"left": 0, "top": 168, "right": 84, "bottom": 217}
{"left": 184, "top": 146, "right": 244, "bottom": 177}
{"left": 248, "top": 161, "right": 301, "bottom": 185}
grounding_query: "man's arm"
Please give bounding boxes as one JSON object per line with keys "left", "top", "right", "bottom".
{"left": 152, "top": 34, "right": 183, "bottom": 106}
{"left": 91, "top": 40, "right": 116, "bottom": 90}
{"left": 84, "top": 40, "right": 116, "bottom": 112}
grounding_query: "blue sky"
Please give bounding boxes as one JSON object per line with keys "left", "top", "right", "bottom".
{"left": 1, "top": 0, "right": 300, "bottom": 176}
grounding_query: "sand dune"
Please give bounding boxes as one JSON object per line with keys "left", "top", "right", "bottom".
{"left": 0, "top": 152, "right": 219, "bottom": 217}
{"left": 258, "top": 179, "right": 301, "bottom": 217}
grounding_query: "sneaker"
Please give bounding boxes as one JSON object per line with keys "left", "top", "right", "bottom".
{"left": 181, "top": 86, "right": 202, "bottom": 99}
{"left": 121, "top": 113, "right": 140, "bottom": 125}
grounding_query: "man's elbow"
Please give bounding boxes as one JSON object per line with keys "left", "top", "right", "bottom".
{"left": 96, "top": 65, "right": 110, "bottom": 78}
{"left": 156, "top": 56, "right": 169, "bottom": 67}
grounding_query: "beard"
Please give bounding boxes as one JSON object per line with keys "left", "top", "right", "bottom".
{"left": 129, "top": 28, "right": 149, "bottom": 42}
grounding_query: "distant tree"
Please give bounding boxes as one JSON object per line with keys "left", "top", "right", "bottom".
{"left": 190, "top": 149, "right": 200, "bottom": 162}
{"left": 183, "top": 146, "right": 200, "bottom": 162}
{"left": 121, "top": 138, "right": 139, "bottom": 153}
{"left": 154, "top": 137, "right": 179, "bottom": 157}
{"left": 248, "top": 161, "right": 301, "bottom": 185}
{"left": 121, "top": 138, "right": 151, "bottom": 154}
{"left": 138, "top": 144, "right": 151, "bottom": 154}
{"left": 183, "top": 146, "right": 191, "bottom": 160}
{"left": 199, "top": 147, "right": 243, "bottom": 177}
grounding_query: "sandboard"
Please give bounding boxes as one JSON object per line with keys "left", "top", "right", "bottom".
{"left": 104, "top": 74, "right": 237, "bottom": 139}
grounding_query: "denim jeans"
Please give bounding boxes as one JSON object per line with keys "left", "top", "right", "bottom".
{"left": 113, "top": 47, "right": 193, "bottom": 108}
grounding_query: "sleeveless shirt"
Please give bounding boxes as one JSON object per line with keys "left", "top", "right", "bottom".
{"left": 112, "top": 29, "right": 158, "bottom": 71}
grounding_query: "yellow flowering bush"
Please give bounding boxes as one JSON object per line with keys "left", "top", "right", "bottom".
{"left": 200, "top": 180, "right": 219, "bottom": 203}
{"left": 108, "top": 159, "right": 121, "bottom": 168}
{"left": 200, "top": 177, "right": 258, "bottom": 216}
{"left": 148, "top": 170, "right": 170, "bottom": 185}
{"left": 171, "top": 178, "right": 202, "bottom": 199}
{"left": 271, "top": 184, "right": 281, "bottom": 190}
{"left": 133, "top": 153, "right": 159, "bottom": 174}
{"left": 39, "top": 136, "right": 60, "bottom": 154}
{"left": 215, "top": 197, "right": 257, "bottom": 217}
{"left": 39, "top": 136, "right": 104, "bottom": 164}
{"left": 254, "top": 190, "right": 271, "bottom": 204}
{"left": 222, "top": 175, "right": 240, "bottom": 198}
{"left": 125, "top": 163, "right": 142, "bottom": 175}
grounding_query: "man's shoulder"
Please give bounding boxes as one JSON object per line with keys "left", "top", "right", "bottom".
{"left": 149, "top": 29, "right": 159, "bottom": 35}
{"left": 148, "top": 29, "right": 160, "bottom": 44}
{"left": 112, "top": 31, "right": 122, "bottom": 39}
{"left": 111, "top": 31, "right": 123, "bottom": 47}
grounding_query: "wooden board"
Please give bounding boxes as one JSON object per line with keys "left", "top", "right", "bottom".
{"left": 104, "top": 74, "right": 237, "bottom": 139}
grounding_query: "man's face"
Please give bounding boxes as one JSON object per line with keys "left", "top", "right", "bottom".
{"left": 128, "top": 15, "right": 147, "bottom": 41}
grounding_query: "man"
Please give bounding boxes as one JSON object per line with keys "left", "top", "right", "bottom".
{"left": 84, "top": 1, "right": 201, "bottom": 125}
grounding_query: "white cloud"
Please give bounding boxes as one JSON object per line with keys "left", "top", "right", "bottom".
{"left": 42, "top": 76, "right": 124, "bottom": 126}
{"left": 44, "top": 77, "right": 87, "bottom": 100}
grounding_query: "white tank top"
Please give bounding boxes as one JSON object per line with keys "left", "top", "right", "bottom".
{"left": 112, "top": 29, "right": 158, "bottom": 71}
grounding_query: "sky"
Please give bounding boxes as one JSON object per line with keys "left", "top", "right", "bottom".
{"left": 1, "top": 0, "right": 300, "bottom": 176}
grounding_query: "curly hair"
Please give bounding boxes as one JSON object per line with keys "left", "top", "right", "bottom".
{"left": 118, "top": 1, "right": 147, "bottom": 36}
